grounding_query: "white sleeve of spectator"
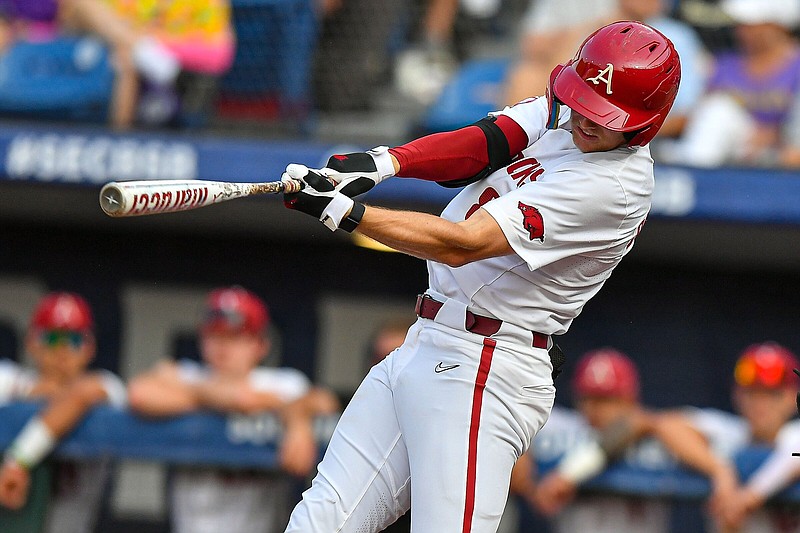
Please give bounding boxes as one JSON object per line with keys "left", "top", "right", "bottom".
{"left": 556, "top": 439, "right": 607, "bottom": 484}
{"left": 0, "top": 359, "right": 19, "bottom": 405}
{"left": 747, "top": 421, "right": 800, "bottom": 498}
{"left": 249, "top": 368, "right": 311, "bottom": 403}
{"left": 96, "top": 370, "right": 128, "bottom": 408}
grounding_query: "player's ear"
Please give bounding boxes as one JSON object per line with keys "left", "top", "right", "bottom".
{"left": 24, "top": 329, "right": 43, "bottom": 358}
{"left": 259, "top": 335, "right": 272, "bottom": 361}
{"left": 731, "top": 387, "right": 744, "bottom": 412}
{"left": 82, "top": 333, "right": 97, "bottom": 361}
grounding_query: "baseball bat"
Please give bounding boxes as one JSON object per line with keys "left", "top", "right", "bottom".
{"left": 99, "top": 179, "right": 303, "bottom": 217}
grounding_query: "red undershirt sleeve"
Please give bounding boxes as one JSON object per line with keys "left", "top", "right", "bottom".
{"left": 387, "top": 115, "right": 529, "bottom": 182}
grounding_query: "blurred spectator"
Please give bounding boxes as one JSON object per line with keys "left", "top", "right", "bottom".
{"left": 678, "top": 342, "right": 800, "bottom": 532}
{"left": 127, "top": 286, "right": 339, "bottom": 533}
{"left": 615, "top": 0, "right": 709, "bottom": 140}
{"left": 511, "top": 348, "right": 737, "bottom": 533}
{"left": 0, "top": 292, "right": 127, "bottom": 533}
{"left": 662, "top": 0, "right": 800, "bottom": 167}
{"left": 394, "top": 0, "right": 461, "bottom": 106}
{"left": 501, "top": 0, "right": 617, "bottom": 106}
{"left": 363, "top": 316, "right": 414, "bottom": 372}
{"left": 0, "top": 0, "right": 180, "bottom": 129}
{"left": 312, "top": 0, "right": 406, "bottom": 111}
{"left": 101, "top": 0, "right": 236, "bottom": 127}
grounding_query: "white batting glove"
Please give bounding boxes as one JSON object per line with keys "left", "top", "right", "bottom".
{"left": 282, "top": 164, "right": 365, "bottom": 232}
{"left": 320, "top": 146, "right": 396, "bottom": 198}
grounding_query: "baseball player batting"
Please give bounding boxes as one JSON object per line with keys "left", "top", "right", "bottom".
{"left": 280, "top": 21, "right": 681, "bottom": 533}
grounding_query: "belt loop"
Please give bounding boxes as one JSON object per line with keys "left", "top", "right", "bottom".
{"left": 415, "top": 294, "right": 424, "bottom": 316}
{"left": 464, "top": 311, "right": 476, "bottom": 331}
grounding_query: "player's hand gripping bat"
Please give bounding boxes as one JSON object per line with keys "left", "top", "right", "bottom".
{"left": 98, "top": 179, "right": 304, "bottom": 217}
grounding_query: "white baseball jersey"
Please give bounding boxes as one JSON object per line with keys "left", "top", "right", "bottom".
{"left": 687, "top": 407, "right": 800, "bottom": 533}
{"left": 170, "top": 359, "right": 311, "bottom": 533}
{"left": 431, "top": 97, "right": 653, "bottom": 335}
{"left": 532, "top": 406, "right": 672, "bottom": 533}
{"left": 0, "top": 358, "right": 127, "bottom": 533}
{"left": 286, "top": 97, "right": 654, "bottom": 533}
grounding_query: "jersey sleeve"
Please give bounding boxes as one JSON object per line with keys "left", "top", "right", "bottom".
{"left": 249, "top": 368, "right": 311, "bottom": 403}
{"left": 480, "top": 169, "right": 628, "bottom": 271}
{"left": 493, "top": 96, "right": 560, "bottom": 146}
{"left": 94, "top": 370, "right": 128, "bottom": 408}
{"left": 0, "top": 359, "right": 20, "bottom": 405}
{"left": 746, "top": 421, "right": 800, "bottom": 498}
{"left": 683, "top": 407, "right": 750, "bottom": 458}
{"left": 176, "top": 359, "right": 206, "bottom": 384}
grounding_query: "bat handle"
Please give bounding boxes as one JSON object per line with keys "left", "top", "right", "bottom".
{"left": 280, "top": 179, "right": 304, "bottom": 194}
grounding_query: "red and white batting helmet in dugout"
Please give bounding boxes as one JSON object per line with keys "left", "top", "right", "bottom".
{"left": 547, "top": 20, "right": 681, "bottom": 147}
{"left": 30, "top": 292, "right": 94, "bottom": 333}
{"left": 572, "top": 348, "right": 641, "bottom": 400}
{"left": 201, "top": 286, "right": 270, "bottom": 335}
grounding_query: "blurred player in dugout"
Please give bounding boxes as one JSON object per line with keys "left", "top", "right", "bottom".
{"left": 511, "top": 348, "right": 738, "bottom": 533}
{"left": 675, "top": 342, "right": 800, "bottom": 532}
{"left": 127, "top": 286, "right": 339, "bottom": 533}
{"left": 0, "top": 292, "right": 127, "bottom": 533}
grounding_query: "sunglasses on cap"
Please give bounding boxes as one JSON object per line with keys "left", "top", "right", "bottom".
{"left": 39, "top": 330, "right": 88, "bottom": 350}
{"left": 734, "top": 355, "right": 791, "bottom": 388}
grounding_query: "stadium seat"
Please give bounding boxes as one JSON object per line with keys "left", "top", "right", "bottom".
{"left": 0, "top": 38, "right": 113, "bottom": 122}
{"left": 421, "top": 57, "right": 512, "bottom": 133}
{"left": 217, "top": 0, "right": 318, "bottom": 120}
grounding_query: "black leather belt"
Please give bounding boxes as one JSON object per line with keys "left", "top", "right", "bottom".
{"left": 415, "top": 294, "right": 549, "bottom": 349}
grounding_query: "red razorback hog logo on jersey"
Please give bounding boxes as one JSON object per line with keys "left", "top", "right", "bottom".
{"left": 518, "top": 202, "right": 545, "bottom": 241}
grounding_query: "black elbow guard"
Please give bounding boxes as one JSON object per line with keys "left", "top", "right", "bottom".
{"left": 436, "top": 116, "right": 513, "bottom": 189}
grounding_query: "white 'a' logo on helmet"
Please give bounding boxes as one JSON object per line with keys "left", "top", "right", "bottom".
{"left": 586, "top": 63, "right": 614, "bottom": 95}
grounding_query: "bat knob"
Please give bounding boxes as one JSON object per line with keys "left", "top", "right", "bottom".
{"left": 99, "top": 183, "right": 125, "bottom": 216}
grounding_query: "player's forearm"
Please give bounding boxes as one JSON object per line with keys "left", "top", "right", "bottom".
{"left": 194, "top": 382, "right": 284, "bottom": 414}
{"left": 38, "top": 376, "right": 108, "bottom": 438}
{"left": 356, "top": 206, "right": 511, "bottom": 267}
{"left": 1, "top": 378, "right": 107, "bottom": 469}
{"left": 281, "top": 388, "right": 340, "bottom": 421}
{"left": 127, "top": 377, "right": 199, "bottom": 416}
{"left": 652, "top": 412, "right": 733, "bottom": 479}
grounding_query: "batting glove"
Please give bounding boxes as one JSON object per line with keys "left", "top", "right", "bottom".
{"left": 282, "top": 164, "right": 365, "bottom": 232}
{"left": 320, "top": 146, "right": 396, "bottom": 198}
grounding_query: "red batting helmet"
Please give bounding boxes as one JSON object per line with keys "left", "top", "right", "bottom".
{"left": 30, "top": 292, "right": 94, "bottom": 333}
{"left": 734, "top": 342, "right": 800, "bottom": 390}
{"left": 201, "top": 286, "right": 270, "bottom": 335}
{"left": 547, "top": 20, "right": 681, "bottom": 147}
{"left": 572, "top": 348, "right": 640, "bottom": 400}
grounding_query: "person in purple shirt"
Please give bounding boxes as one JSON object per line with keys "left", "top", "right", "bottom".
{"left": 663, "top": 0, "right": 800, "bottom": 168}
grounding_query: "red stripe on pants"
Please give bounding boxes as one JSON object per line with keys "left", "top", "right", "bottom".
{"left": 462, "top": 337, "right": 497, "bottom": 533}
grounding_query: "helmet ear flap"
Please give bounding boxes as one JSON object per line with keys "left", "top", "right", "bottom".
{"left": 546, "top": 63, "right": 568, "bottom": 129}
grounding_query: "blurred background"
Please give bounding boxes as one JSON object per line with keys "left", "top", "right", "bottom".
{"left": 1, "top": 0, "right": 800, "bottom": 531}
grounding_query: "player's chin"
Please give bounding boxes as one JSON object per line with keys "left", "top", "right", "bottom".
{"left": 572, "top": 129, "right": 601, "bottom": 153}
{"left": 572, "top": 128, "right": 623, "bottom": 153}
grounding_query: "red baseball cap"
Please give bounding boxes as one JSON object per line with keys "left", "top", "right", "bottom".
{"left": 201, "top": 287, "right": 269, "bottom": 335}
{"left": 30, "top": 292, "right": 94, "bottom": 333}
{"left": 572, "top": 348, "right": 640, "bottom": 400}
{"left": 734, "top": 342, "right": 799, "bottom": 389}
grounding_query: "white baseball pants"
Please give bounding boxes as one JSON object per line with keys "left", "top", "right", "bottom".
{"left": 286, "top": 311, "right": 555, "bottom": 533}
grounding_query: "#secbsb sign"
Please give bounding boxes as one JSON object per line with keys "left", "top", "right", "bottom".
{"left": 4, "top": 132, "right": 197, "bottom": 183}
